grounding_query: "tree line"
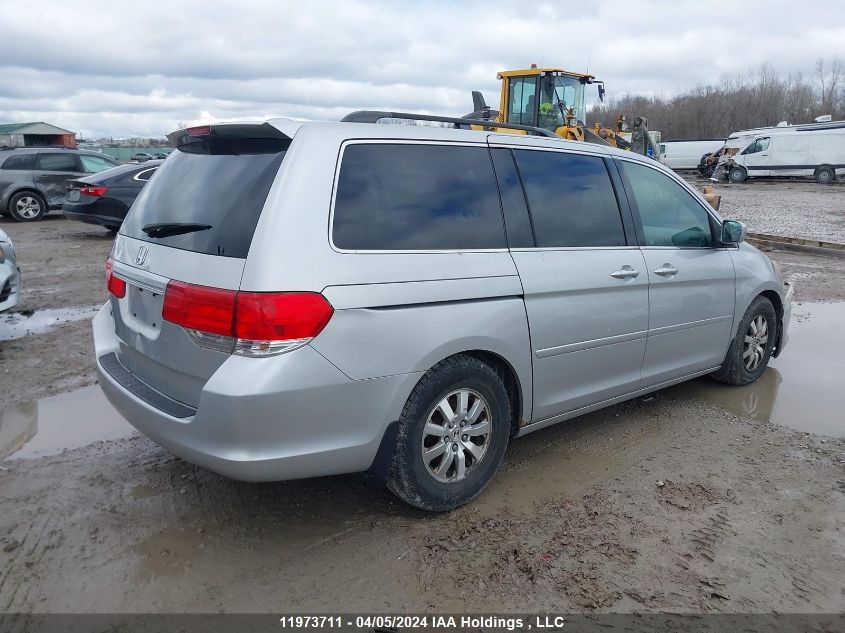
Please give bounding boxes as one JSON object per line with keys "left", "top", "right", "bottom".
{"left": 588, "top": 57, "right": 844, "bottom": 140}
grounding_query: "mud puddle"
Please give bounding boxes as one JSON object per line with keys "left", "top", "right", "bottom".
{"left": 671, "top": 301, "right": 845, "bottom": 437}
{"left": 0, "top": 384, "right": 134, "bottom": 460}
{"left": 0, "top": 305, "right": 100, "bottom": 341}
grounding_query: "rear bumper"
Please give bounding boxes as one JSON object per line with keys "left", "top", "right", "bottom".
{"left": 93, "top": 303, "right": 420, "bottom": 482}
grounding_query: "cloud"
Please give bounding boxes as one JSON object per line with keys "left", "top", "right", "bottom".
{"left": 0, "top": 0, "right": 842, "bottom": 138}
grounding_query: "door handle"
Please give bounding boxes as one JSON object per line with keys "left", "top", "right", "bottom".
{"left": 610, "top": 266, "right": 640, "bottom": 280}
{"left": 654, "top": 264, "right": 679, "bottom": 277}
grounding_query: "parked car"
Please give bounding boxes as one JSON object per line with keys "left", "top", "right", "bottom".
{"left": 0, "top": 148, "right": 119, "bottom": 222}
{"left": 94, "top": 118, "right": 793, "bottom": 512}
{"left": 0, "top": 227, "right": 20, "bottom": 312}
{"left": 63, "top": 160, "right": 162, "bottom": 233}
{"left": 153, "top": 152, "right": 169, "bottom": 160}
{"left": 130, "top": 152, "right": 155, "bottom": 163}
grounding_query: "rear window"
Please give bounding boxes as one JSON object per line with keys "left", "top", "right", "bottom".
{"left": 121, "top": 137, "right": 287, "bottom": 258}
{"left": 2, "top": 154, "right": 36, "bottom": 170}
{"left": 332, "top": 143, "right": 505, "bottom": 250}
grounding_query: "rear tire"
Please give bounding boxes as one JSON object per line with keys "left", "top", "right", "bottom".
{"left": 9, "top": 191, "right": 46, "bottom": 222}
{"left": 815, "top": 166, "right": 835, "bottom": 184}
{"left": 728, "top": 166, "right": 747, "bottom": 184}
{"left": 386, "top": 354, "right": 511, "bottom": 512}
{"left": 711, "top": 296, "right": 777, "bottom": 386}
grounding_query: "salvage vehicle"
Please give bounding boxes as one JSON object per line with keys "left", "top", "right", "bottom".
{"left": 0, "top": 148, "right": 119, "bottom": 222}
{"left": 722, "top": 122, "right": 845, "bottom": 183}
{"left": 64, "top": 160, "right": 162, "bottom": 234}
{"left": 0, "top": 227, "right": 20, "bottom": 312}
{"left": 93, "top": 116, "right": 793, "bottom": 512}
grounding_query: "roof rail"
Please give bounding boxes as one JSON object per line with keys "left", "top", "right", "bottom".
{"left": 341, "top": 110, "right": 559, "bottom": 138}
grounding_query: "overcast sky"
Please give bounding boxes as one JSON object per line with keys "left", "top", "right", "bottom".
{"left": 1, "top": 0, "right": 843, "bottom": 139}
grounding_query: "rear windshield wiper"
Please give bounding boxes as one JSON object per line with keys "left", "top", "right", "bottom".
{"left": 141, "top": 222, "right": 212, "bottom": 238}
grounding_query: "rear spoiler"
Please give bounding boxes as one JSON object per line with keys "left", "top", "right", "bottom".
{"left": 166, "top": 122, "right": 294, "bottom": 148}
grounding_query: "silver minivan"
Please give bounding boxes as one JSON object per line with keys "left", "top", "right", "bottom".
{"left": 94, "top": 117, "right": 792, "bottom": 511}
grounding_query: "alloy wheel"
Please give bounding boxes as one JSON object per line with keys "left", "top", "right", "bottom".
{"left": 15, "top": 196, "right": 42, "bottom": 219}
{"left": 420, "top": 388, "right": 491, "bottom": 483}
{"left": 743, "top": 315, "right": 769, "bottom": 371}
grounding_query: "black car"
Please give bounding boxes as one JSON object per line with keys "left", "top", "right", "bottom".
{"left": 63, "top": 160, "right": 161, "bottom": 232}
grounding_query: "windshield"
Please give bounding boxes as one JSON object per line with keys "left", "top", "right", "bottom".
{"left": 538, "top": 75, "right": 585, "bottom": 132}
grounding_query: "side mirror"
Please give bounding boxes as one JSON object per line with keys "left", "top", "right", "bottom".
{"left": 721, "top": 220, "right": 747, "bottom": 244}
{"left": 598, "top": 84, "right": 606, "bottom": 102}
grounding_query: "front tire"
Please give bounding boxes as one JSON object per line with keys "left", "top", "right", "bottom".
{"left": 711, "top": 296, "right": 777, "bottom": 386}
{"left": 386, "top": 355, "right": 511, "bottom": 512}
{"left": 728, "top": 166, "right": 747, "bottom": 184}
{"left": 9, "top": 192, "right": 46, "bottom": 222}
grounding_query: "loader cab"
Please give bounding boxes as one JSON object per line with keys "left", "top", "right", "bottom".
{"left": 498, "top": 67, "right": 593, "bottom": 133}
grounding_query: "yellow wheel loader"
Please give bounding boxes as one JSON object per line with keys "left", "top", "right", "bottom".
{"left": 466, "top": 65, "right": 660, "bottom": 158}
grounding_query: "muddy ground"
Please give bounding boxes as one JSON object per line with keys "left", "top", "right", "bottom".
{"left": 1, "top": 188, "right": 844, "bottom": 614}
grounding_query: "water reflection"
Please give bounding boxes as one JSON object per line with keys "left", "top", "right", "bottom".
{"left": 671, "top": 302, "right": 845, "bottom": 438}
{"left": 0, "top": 385, "right": 134, "bottom": 460}
{"left": 0, "top": 401, "right": 37, "bottom": 460}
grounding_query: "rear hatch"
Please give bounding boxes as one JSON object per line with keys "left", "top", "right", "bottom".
{"left": 107, "top": 123, "right": 292, "bottom": 409}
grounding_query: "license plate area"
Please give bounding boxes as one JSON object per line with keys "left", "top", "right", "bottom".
{"left": 67, "top": 188, "right": 80, "bottom": 202}
{"left": 124, "top": 282, "right": 165, "bottom": 337}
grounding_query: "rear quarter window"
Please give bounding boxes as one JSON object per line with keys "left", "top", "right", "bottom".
{"left": 120, "top": 137, "right": 288, "bottom": 258}
{"left": 332, "top": 143, "right": 506, "bottom": 251}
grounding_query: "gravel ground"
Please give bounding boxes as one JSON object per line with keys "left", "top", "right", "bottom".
{"left": 1, "top": 212, "right": 844, "bottom": 615}
{"left": 683, "top": 175, "right": 845, "bottom": 244}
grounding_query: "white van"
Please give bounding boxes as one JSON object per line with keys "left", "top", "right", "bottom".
{"left": 659, "top": 139, "right": 725, "bottom": 170}
{"left": 722, "top": 122, "right": 845, "bottom": 183}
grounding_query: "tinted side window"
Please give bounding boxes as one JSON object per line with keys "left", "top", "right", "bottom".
{"left": 490, "top": 148, "right": 534, "bottom": 248}
{"left": 36, "top": 153, "right": 78, "bottom": 172}
{"left": 333, "top": 144, "right": 505, "bottom": 250}
{"left": 620, "top": 160, "right": 713, "bottom": 248}
{"left": 514, "top": 150, "right": 626, "bottom": 248}
{"left": 2, "top": 154, "right": 36, "bottom": 170}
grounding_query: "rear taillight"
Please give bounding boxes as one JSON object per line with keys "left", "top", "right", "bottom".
{"left": 161, "top": 281, "right": 333, "bottom": 356}
{"left": 105, "top": 257, "right": 125, "bottom": 298}
{"left": 162, "top": 281, "right": 236, "bottom": 338}
{"left": 81, "top": 186, "right": 108, "bottom": 197}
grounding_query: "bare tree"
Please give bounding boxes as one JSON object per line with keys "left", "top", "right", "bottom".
{"left": 816, "top": 56, "right": 843, "bottom": 115}
{"left": 589, "top": 58, "right": 844, "bottom": 140}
